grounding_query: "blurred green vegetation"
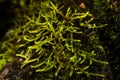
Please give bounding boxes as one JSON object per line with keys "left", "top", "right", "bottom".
{"left": 0, "top": 0, "right": 119, "bottom": 80}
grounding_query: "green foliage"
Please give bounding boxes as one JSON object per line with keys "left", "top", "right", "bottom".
{"left": 0, "top": 0, "right": 109, "bottom": 79}
{"left": 0, "top": 41, "right": 14, "bottom": 71}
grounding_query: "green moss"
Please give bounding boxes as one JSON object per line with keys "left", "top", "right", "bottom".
{"left": 0, "top": 0, "right": 108, "bottom": 79}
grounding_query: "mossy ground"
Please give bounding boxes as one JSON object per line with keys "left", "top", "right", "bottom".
{"left": 0, "top": 0, "right": 119, "bottom": 80}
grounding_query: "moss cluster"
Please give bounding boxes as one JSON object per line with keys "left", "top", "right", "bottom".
{"left": 0, "top": 0, "right": 109, "bottom": 80}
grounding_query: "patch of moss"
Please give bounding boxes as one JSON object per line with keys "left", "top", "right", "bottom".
{"left": 0, "top": 1, "right": 109, "bottom": 80}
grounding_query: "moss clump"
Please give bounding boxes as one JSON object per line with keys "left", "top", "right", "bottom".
{"left": 0, "top": 1, "right": 108, "bottom": 80}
